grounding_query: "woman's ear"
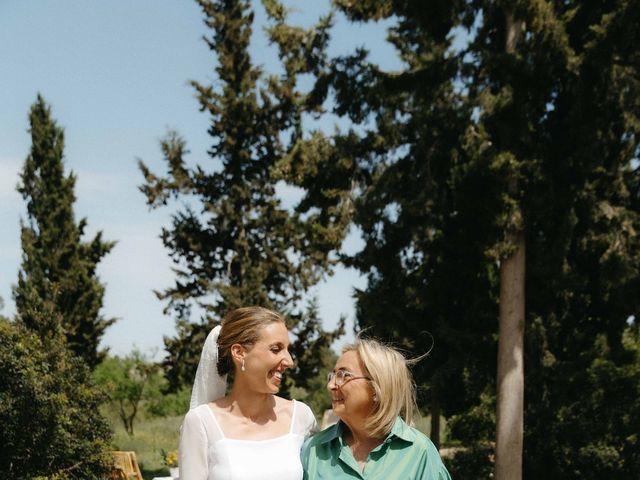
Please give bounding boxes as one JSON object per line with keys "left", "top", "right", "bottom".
{"left": 230, "top": 343, "right": 245, "bottom": 364}
{"left": 371, "top": 382, "right": 381, "bottom": 404}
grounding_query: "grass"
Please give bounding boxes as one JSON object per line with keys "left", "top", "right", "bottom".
{"left": 103, "top": 407, "right": 182, "bottom": 480}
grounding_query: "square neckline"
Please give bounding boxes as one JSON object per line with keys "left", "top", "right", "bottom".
{"left": 206, "top": 398, "right": 298, "bottom": 442}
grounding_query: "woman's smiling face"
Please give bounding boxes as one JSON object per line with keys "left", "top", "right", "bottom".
{"left": 327, "top": 350, "right": 376, "bottom": 425}
{"left": 241, "top": 321, "right": 293, "bottom": 394}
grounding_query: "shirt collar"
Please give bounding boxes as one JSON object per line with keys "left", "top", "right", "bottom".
{"left": 320, "top": 417, "right": 416, "bottom": 446}
{"left": 319, "top": 420, "right": 344, "bottom": 445}
{"left": 385, "top": 416, "right": 415, "bottom": 443}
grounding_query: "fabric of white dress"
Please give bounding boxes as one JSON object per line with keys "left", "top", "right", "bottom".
{"left": 179, "top": 399, "right": 318, "bottom": 480}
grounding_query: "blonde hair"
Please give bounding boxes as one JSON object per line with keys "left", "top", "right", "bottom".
{"left": 342, "top": 338, "right": 419, "bottom": 439}
{"left": 216, "top": 306, "right": 284, "bottom": 375}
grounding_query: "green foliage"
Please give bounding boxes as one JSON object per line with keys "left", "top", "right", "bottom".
{"left": 445, "top": 444, "right": 494, "bottom": 480}
{"left": 2, "top": 95, "right": 114, "bottom": 478}
{"left": 282, "top": 0, "right": 640, "bottom": 477}
{"left": 525, "top": 326, "right": 640, "bottom": 479}
{"left": 94, "top": 352, "right": 199, "bottom": 435}
{"left": 0, "top": 318, "right": 112, "bottom": 479}
{"left": 94, "top": 351, "right": 165, "bottom": 435}
{"left": 13, "top": 95, "right": 115, "bottom": 369}
{"left": 139, "top": 0, "right": 342, "bottom": 393}
{"left": 284, "top": 0, "right": 500, "bottom": 448}
{"left": 145, "top": 385, "right": 191, "bottom": 418}
{"left": 448, "top": 389, "right": 496, "bottom": 445}
{"left": 444, "top": 387, "right": 496, "bottom": 478}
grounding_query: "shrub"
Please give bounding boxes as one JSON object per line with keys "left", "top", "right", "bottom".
{"left": 0, "top": 319, "right": 112, "bottom": 479}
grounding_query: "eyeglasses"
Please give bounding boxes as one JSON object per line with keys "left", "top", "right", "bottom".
{"left": 327, "top": 370, "right": 371, "bottom": 387}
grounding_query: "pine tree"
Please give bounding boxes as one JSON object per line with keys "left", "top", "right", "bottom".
{"left": 287, "top": 1, "right": 640, "bottom": 478}
{"left": 280, "top": 0, "right": 499, "bottom": 451}
{"left": 139, "top": 0, "right": 342, "bottom": 391}
{"left": 14, "top": 95, "right": 115, "bottom": 369}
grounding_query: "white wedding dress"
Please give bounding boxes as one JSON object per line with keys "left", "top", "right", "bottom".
{"left": 179, "top": 399, "right": 317, "bottom": 480}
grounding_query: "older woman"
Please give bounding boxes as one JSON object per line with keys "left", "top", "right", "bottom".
{"left": 180, "top": 306, "right": 318, "bottom": 480}
{"left": 302, "top": 338, "right": 451, "bottom": 479}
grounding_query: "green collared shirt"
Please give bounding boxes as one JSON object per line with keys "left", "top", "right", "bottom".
{"left": 301, "top": 417, "right": 452, "bottom": 480}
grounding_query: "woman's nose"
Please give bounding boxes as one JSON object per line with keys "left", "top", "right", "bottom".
{"left": 327, "top": 375, "right": 338, "bottom": 391}
{"left": 282, "top": 349, "right": 294, "bottom": 368}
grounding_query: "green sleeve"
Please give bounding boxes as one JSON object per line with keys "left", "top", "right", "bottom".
{"left": 300, "top": 436, "right": 312, "bottom": 480}
{"left": 416, "top": 442, "right": 452, "bottom": 479}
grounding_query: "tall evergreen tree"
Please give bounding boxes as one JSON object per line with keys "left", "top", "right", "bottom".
{"left": 284, "top": 1, "right": 640, "bottom": 478}
{"left": 2, "top": 96, "right": 113, "bottom": 479}
{"left": 139, "top": 0, "right": 343, "bottom": 392}
{"left": 14, "top": 94, "right": 115, "bottom": 369}
{"left": 466, "top": 1, "right": 640, "bottom": 477}
{"left": 281, "top": 0, "right": 499, "bottom": 451}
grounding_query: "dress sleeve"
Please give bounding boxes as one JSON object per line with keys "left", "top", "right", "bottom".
{"left": 293, "top": 401, "right": 319, "bottom": 438}
{"left": 179, "top": 409, "right": 209, "bottom": 480}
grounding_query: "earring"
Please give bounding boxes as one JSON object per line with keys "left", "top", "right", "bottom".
{"left": 373, "top": 394, "right": 378, "bottom": 402}
{"left": 241, "top": 359, "right": 245, "bottom": 372}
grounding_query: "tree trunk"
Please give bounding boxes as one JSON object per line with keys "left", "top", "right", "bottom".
{"left": 495, "top": 12, "right": 525, "bottom": 480}
{"left": 495, "top": 235, "right": 525, "bottom": 479}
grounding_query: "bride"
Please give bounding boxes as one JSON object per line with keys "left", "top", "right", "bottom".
{"left": 179, "top": 306, "right": 318, "bottom": 479}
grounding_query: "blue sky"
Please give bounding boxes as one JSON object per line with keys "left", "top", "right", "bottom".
{"left": 0, "top": 1, "right": 402, "bottom": 358}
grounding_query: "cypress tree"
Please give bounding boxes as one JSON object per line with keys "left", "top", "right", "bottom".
{"left": 3, "top": 96, "right": 113, "bottom": 479}
{"left": 139, "top": 0, "right": 343, "bottom": 392}
{"left": 14, "top": 94, "right": 115, "bottom": 369}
